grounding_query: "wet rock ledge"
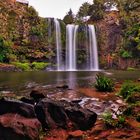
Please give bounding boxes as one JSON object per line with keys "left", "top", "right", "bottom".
{"left": 0, "top": 90, "right": 97, "bottom": 140}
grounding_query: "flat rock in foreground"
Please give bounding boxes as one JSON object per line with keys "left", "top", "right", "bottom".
{"left": 0, "top": 113, "right": 41, "bottom": 140}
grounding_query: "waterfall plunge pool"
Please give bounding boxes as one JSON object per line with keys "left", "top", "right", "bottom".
{"left": 0, "top": 70, "right": 140, "bottom": 95}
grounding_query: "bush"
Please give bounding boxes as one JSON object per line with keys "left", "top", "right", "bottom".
{"left": 94, "top": 74, "right": 114, "bottom": 92}
{"left": 118, "top": 81, "right": 140, "bottom": 100}
{"left": 12, "top": 62, "right": 31, "bottom": 71}
{"left": 102, "top": 111, "right": 114, "bottom": 127}
{"left": 102, "top": 111, "right": 126, "bottom": 128}
{"left": 127, "top": 67, "right": 136, "bottom": 71}
{"left": 31, "top": 62, "right": 49, "bottom": 70}
{"left": 0, "top": 36, "right": 13, "bottom": 62}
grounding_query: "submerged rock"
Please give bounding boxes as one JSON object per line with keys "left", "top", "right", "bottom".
{"left": 35, "top": 98, "right": 97, "bottom": 131}
{"left": 0, "top": 113, "right": 41, "bottom": 140}
{"left": 0, "top": 98, "right": 35, "bottom": 118}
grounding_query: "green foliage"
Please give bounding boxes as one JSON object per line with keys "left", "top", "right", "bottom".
{"left": 0, "top": 36, "right": 13, "bottom": 62}
{"left": 124, "top": 24, "right": 140, "bottom": 58}
{"left": 88, "top": 0, "right": 104, "bottom": 21}
{"left": 63, "top": 9, "right": 74, "bottom": 24}
{"left": 7, "top": 54, "right": 18, "bottom": 62}
{"left": 127, "top": 67, "right": 136, "bottom": 71}
{"left": 120, "top": 49, "right": 132, "bottom": 58}
{"left": 31, "top": 62, "right": 49, "bottom": 70}
{"left": 118, "top": 0, "right": 140, "bottom": 13}
{"left": 94, "top": 74, "right": 114, "bottom": 92}
{"left": 30, "top": 26, "right": 43, "bottom": 37}
{"left": 118, "top": 81, "right": 140, "bottom": 100}
{"left": 77, "top": 2, "right": 91, "bottom": 18}
{"left": 27, "top": 6, "right": 39, "bottom": 19}
{"left": 101, "top": 111, "right": 126, "bottom": 128}
{"left": 102, "top": 111, "right": 114, "bottom": 126}
{"left": 12, "top": 62, "right": 31, "bottom": 71}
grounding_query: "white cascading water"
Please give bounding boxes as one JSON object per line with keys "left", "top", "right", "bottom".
{"left": 88, "top": 25, "right": 99, "bottom": 70}
{"left": 66, "top": 25, "right": 79, "bottom": 71}
{"left": 65, "top": 24, "right": 99, "bottom": 71}
{"left": 54, "top": 19, "right": 63, "bottom": 71}
{"left": 53, "top": 22, "right": 99, "bottom": 71}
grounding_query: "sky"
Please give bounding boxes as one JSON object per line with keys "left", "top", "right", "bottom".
{"left": 28, "top": 0, "right": 93, "bottom": 19}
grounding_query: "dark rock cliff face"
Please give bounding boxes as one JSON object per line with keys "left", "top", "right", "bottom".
{"left": 96, "top": 11, "right": 139, "bottom": 69}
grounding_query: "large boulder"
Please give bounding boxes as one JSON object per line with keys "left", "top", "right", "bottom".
{"left": 0, "top": 113, "right": 41, "bottom": 140}
{"left": 35, "top": 98, "right": 97, "bottom": 131}
{"left": 0, "top": 98, "right": 35, "bottom": 118}
{"left": 35, "top": 98, "right": 67, "bottom": 130}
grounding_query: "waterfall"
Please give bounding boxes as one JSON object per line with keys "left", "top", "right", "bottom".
{"left": 66, "top": 25, "right": 79, "bottom": 71}
{"left": 54, "top": 19, "right": 63, "bottom": 71}
{"left": 53, "top": 22, "right": 99, "bottom": 71}
{"left": 88, "top": 25, "right": 99, "bottom": 70}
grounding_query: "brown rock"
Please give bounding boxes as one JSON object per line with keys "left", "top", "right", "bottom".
{"left": 0, "top": 113, "right": 41, "bottom": 140}
{"left": 35, "top": 98, "right": 97, "bottom": 131}
{"left": 0, "top": 98, "right": 35, "bottom": 118}
{"left": 30, "top": 89, "right": 45, "bottom": 102}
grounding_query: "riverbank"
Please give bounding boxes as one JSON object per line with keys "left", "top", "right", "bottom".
{"left": 0, "top": 78, "right": 140, "bottom": 140}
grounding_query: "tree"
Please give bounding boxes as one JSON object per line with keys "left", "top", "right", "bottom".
{"left": 88, "top": 0, "right": 105, "bottom": 20}
{"left": 116, "top": 0, "right": 140, "bottom": 58}
{"left": 63, "top": 9, "right": 74, "bottom": 24}
{"left": 77, "top": 2, "right": 91, "bottom": 18}
{"left": 117, "top": 0, "right": 140, "bottom": 12}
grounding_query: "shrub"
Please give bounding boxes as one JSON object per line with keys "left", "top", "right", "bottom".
{"left": 127, "top": 67, "right": 136, "bottom": 71}
{"left": 118, "top": 81, "right": 140, "bottom": 100}
{"left": 0, "top": 36, "right": 13, "bottom": 62}
{"left": 102, "top": 111, "right": 126, "bottom": 128}
{"left": 116, "top": 116, "right": 126, "bottom": 127}
{"left": 12, "top": 62, "right": 31, "bottom": 71}
{"left": 94, "top": 74, "right": 114, "bottom": 92}
{"left": 31, "top": 62, "right": 49, "bottom": 70}
{"left": 102, "top": 111, "right": 114, "bottom": 127}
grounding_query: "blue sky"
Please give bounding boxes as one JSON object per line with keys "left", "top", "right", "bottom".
{"left": 28, "top": 0, "right": 93, "bottom": 19}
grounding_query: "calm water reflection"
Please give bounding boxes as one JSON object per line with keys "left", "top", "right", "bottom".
{"left": 0, "top": 70, "right": 140, "bottom": 93}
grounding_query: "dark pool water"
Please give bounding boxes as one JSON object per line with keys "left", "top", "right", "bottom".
{"left": 0, "top": 70, "right": 140, "bottom": 94}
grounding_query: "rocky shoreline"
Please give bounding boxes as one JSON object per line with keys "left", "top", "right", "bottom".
{"left": 0, "top": 83, "right": 139, "bottom": 140}
{"left": 0, "top": 88, "right": 97, "bottom": 139}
